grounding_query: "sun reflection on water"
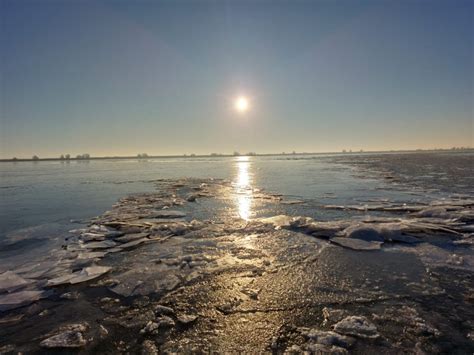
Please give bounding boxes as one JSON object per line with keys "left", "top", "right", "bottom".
{"left": 234, "top": 156, "right": 253, "bottom": 220}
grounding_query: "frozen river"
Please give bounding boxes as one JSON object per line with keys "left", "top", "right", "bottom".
{"left": 0, "top": 151, "right": 473, "bottom": 353}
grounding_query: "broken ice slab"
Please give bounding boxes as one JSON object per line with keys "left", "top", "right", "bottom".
{"left": 323, "top": 204, "right": 425, "bottom": 213}
{"left": 257, "top": 215, "right": 295, "bottom": 228}
{"left": 115, "top": 237, "right": 149, "bottom": 250}
{"left": 332, "top": 316, "right": 379, "bottom": 339}
{"left": 77, "top": 251, "right": 108, "bottom": 259}
{"left": 414, "top": 207, "right": 452, "bottom": 219}
{"left": 83, "top": 240, "right": 118, "bottom": 249}
{"left": 40, "top": 322, "right": 90, "bottom": 348}
{"left": 330, "top": 237, "right": 383, "bottom": 251}
{"left": 47, "top": 266, "right": 112, "bottom": 286}
{"left": 341, "top": 224, "right": 386, "bottom": 242}
{"left": 305, "top": 221, "right": 352, "bottom": 238}
{"left": 0, "top": 271, "right": 31, "bottom": 293}
{"left": 69, "top": 266, "right": 113, "bottom": 284}
{"left": 115, "top": 233, "right": 150, "bottom": 243}
{"left": 46, "top": 274, "right": 78, "bottom": 287}
{"left": 40, "top": 330, "right": 87, "bottom": 348}
{"left": 340, "top": 222, "right": 418, "bottom": 243}
{"left": 104, "top": 230, "right": 125, "bottom": 238}
{"left": 80, "top": 232, "right": 106, "bottom": 242}
{"left": 0, "top": 290, "right": 48, "bottom": 311}
{"left": 297, "top": 327, "right": 355, "bottom": 349}
{"left": 15, "top": 260, "right": 62, "bottom": 279}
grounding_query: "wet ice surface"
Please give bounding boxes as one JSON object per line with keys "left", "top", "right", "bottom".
{"left": 0, "top": 152, "right": 474, "bottom": 354}
{"left": 329, "top": 151, "right": 474, "bottom": 197}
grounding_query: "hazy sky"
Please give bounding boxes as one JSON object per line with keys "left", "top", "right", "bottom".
{"left": 1, "top": 0, "right": 473, "bottom": 158}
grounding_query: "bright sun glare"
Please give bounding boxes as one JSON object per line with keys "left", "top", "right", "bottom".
{"left": 234, "top": 96, "right": 249, "bottom": 113}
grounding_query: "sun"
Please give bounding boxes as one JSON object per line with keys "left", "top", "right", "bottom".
{"left": 234, "top": 96, "right": 249, "bottom": 113}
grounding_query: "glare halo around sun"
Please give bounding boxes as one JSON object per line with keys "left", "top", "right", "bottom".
{"left": 234, "top": 96, "right": 249, "bottom": 113}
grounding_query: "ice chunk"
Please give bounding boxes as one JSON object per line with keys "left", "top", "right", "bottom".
{"left": 330, "top": 237, "right": 382, "bottom": 251}
{"left": 77, "top": 251, "right": 107, "bottom": 259}
{"left": 257, "top": 215, "right": 294, "bottom": 228}
{"left": 46, "top": 274, "right": 77, "bottom": 287}
{"left": 69, "top": 266, "right": 112, "bottom": 284}
{"left": 333, "top": 316, "right": 379, "bottom": 338}
{"left": 40, "top": 323, "right": 89, "bottom": 348}
{"left": 83, "top": 240, "right": 117, "bottom": 249}
{"left": 415, "top": 207, "right": 451, "bottom": 219}
{"left": 336, "top": 222, "right": 420, "bottom": 244}
{"left": 47, "top": 266, "right": 111, "bottom": 286}
{"left": 116, "top": 237, "right": 149, "bottom": 250}
{"left": 104, "top": 230, "right": 125, "bottom": 238}
{"left": 342, "top": 224, "right": 385, "bottom": 242}
{"left": 177, "top": 314, "right": 198, "bottom": 325}
{"left": 80, "top": 233, "right": 106, "bottom": 242}
{"left": 115, "top": 232, "right": 149, "bottom": 243}
{"left": 0, "top": 290, "right": 46, "bottom": 311}
{"left": 0, "top": 271, "right": 30, "bottom": 293}
{"left": 298, "top": 328, "right": 355, "bottom": 348}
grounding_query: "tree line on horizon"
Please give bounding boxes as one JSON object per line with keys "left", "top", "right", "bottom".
{"left": 5, "top": 146, "right": 473, "bottom": 161}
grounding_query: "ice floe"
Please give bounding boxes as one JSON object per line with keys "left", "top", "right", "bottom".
{"left": 47, "top": 266, "right": 111, "bottom": 286}
{"left": 330, "top": 237, "right": 383, "bottom": 251}
{"left": 0, "top": 290, "right": 48, "bottom": 311}
{"left": 332, "top": 316, "right": 379, "bottom": 339}
{"left": 0, "top": 271, "right": 31, "bottom": 293}
{"left": 40, "top": 322, "right": 89, "bottom": 348}
{"left": 1, "top": 177, "right": 472, "bottom": 353}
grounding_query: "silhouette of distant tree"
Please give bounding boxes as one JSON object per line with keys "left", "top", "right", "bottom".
{"left": 76, "top": 154, "right": 90, "bottom": 160}
{"left": 32, "top": 155, "right": 39, "bottom": 160}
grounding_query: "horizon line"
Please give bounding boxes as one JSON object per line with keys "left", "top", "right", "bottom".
{"left": 1, "top": 147, "right": 473, "bottom": 162}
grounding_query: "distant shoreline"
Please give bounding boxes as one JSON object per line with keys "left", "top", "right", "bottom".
{"left": 1, "top": 148, "right": 472, "bottom": 162}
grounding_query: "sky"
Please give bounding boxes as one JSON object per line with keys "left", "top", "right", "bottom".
{"left": 1, "top": 0, "right": 473, "bottom": 158}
